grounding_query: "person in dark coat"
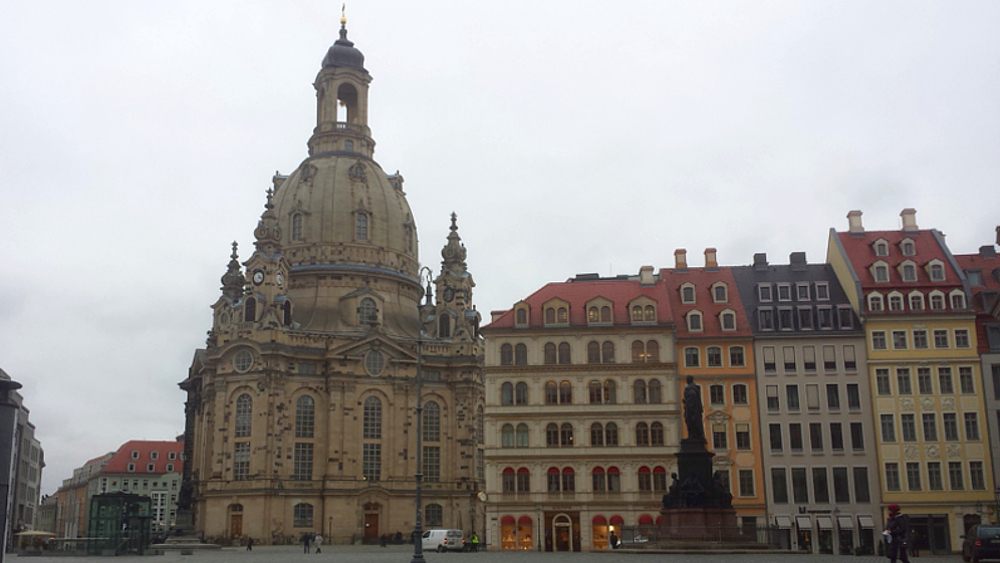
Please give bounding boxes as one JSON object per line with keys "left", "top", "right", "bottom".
{"left": 246, "top": 537, "right": 253, "bottom": 551}
{"left": 884, "top": 504, "right": 910, "bottom": 563}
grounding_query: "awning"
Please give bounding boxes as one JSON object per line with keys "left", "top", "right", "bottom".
{"left": 795, "top": 515, "right": 812, "bottom": 529}
{"left": 858, "top": 515, "right": 876, "bottom": 529}
{"left": 837, "top": 516, "right": 854, "bottom": 529}
{"left": 775, "top": 516, "right": 793, "bottom": 528}
{"left": 816, "top": 516, "right": 833, "bottom": 530}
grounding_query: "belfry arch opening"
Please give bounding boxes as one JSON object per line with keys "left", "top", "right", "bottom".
{"left": 337, "top": 83, "right": 359, "bottom": 124}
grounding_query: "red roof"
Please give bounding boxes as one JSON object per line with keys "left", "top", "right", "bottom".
{"left": 101, "top": 440, "right": 184, "bottom": 475}
{"left": 836, "top": 229, "right": 961, "bottom": 289}
{"left": 485, "top": 278, "right": 674, "bottom": 329}
{"left": 660, "top": 267, "right": 753, "bottom": 338}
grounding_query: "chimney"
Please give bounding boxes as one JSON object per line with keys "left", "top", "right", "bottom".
{"left": 847, "top": 210, "right": 864, "bottom": 233}
{"left": 980, "top": 245, "right": 997, "bottom": 259}
{"left": 491, "top": 310, "right": 506, "bottom": 323}
{"left": 790, "top": 252, "right": 807, "bottom": 272}
{"left": 674, "top": 249, "right": 687, "bottom": 271}
{"left": 639, "top": 265, "right": 655, "bottom": 286}
{"left": 900, "top": 208, "right": 918, "bottom": 232}
{"left": 753, "top": 253, "right": 768, "bottom": 271}
{"left": 704, "top": 248, "right": 718, "bottom": 269}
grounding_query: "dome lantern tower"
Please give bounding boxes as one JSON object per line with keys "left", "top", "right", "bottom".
{"left": 309, "top": 13, "right": 375, "bottom": 158}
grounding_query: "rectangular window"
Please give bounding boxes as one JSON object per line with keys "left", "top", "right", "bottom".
{"left": 892, "top": 330, "right": 908, "bottom": 349}
{"left": 948, "top": 461, "right": 964, "bottom": 490}
{"left": 806, "top": 384, "right": 820, "bottom": 410}
{"left": 783, "top": 346, "right": 796, "bottom": 371}
{"left": 760, "top": 308, "right": 775, "bottom": 330}
{"left": 792, "top": 468, "right": 809, "bottom": 503}
{"left": 787, "top": 385, "right": 800, "bottom": 411}
{"left": 736, "top": 423, "right": 751, "bottom": 450}
{"left": 823, "top": 345, "right": 836, "bottom": 371}
{"left": 809, "top": 423, "right": 823, "bottom": 452}
{"left": 769, "top": 423, "right": 783, "bottom": 452}
{"left": 901, "top": 414, "right": 916, "bottom": 442}
{"left": 934, "top": 329, "right": 949, "bottom": 348}
{"left": 771, "top": 468, "right": 789, "bottom": 504}
{"left": 850, "top": 422, "right": 865, "bottom": 450}
{"left": 885, "top": 463, "right": 901, "bottom": 492}
{"left": 778, "top": 308, "right": 794, "bottom": 330}
{"left": 766, "top": 385, "right": 779, "bottom": 412}
{"left": 778, "top": 284, "right": 791, "bottom": 301}
{"left": 927, "top": 462, "right": 944, "bottom": 491}
{"left": 818, "top": 307, "right": 833, "bottom": 328}
{"left": 970, "top": 461, "right": 986, "bottom": 490}
{"left": 955, "top": 329, "right": 970, "bottom": 348}
{"left": 906, "top": 462, "right": 921, "bottom": 491}
{"left": 713, "top": 424, "right": 728, "bottom": 449}
{"left": 847, "top": 384, "right": 861, "bottom": 410}
{"left": 896, "top": 368, "right": 912, "bottom": 395}
{"left": 939, "top": 367, "right": 954, "bottom": 394}
{"left": 922, "top": 414, "right": 938, "bottom": 441}
{"left": 960, "top": 367, "right": 975, "bottom": 394}
{"left": 797, "top": 283, "right": 811, "bottom": 300}
{"left": 827, "top": 384, "right": 840, "bottom": 410}
{"left": 789, "top": 423, "right": 803, "bottom": 451}
{"left": 876, "top": 369, "right": 891, "bottom": 395}
{"left": 293, "top": 443, "right": 313, "bottom": 481}
{"left": 812, "top": 467, "right": 830, "bottom": 504}
{"left": 881, "top": 414, "right": 896, "bottom": 442}
{"left": 872, "top": 331, "right": 887, "bottom": 350}
{"left": 943, "top": 413, "right": 959, "bottom": 441}
{"left": 803, "top": 346, "right": 816, "bottom": 371}
{"left": 917, "top": 367, "right": 933, "bottom": 394}
{"left": 913, "top": 330, "right": 928, "bottom": 349}
{"left": 730, "top": 346, "right": 746, "bottom": 367}
{"left": 738, "top": 469, "right": 755, "bottom": 497}
{"left": 798, "top": 308, "right": 813, "bottom": 330}
{"left": 832, "top": 467, "right": 850, "bottom": 503}
{"left": 830, "top": 422, "right": 844, "bottom": 451}
{"left": 759, "top": 284, "right": 773, "bottom": 302}
{"left": 762, "top": 346, "right": 776, "bottom": 372}
{"left": 363, "top": 443, "right": 381, "bottom": 482}
{"left": 964, "top": 413, "right": 980, "bottom": 441}
{"left": 816, "top": 283, "right": 829, "bottom": 299}
{"left": 853, "top": 467, "right": 871, "bottom": 502}
{"left": 233, "top": 442, "right": 250, "bottom": 481}
{"left": 423, "top": 446, "right": 441, "bottom": 482}
{"left": 843, "top": 345, "right": 856, "bottom": 371}
{"left": 838, "top": 306, "right": 854, "bottom": 328}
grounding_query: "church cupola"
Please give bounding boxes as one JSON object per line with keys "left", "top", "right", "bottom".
{"left": 308, "top": 11, "right": 375, "bottom": 158}
{"left": 432, "top": 213, "right": 481, "bottom": 343}
{"left": 220, "top": 242, "right": 245, "bottom": 302}
{"left": 253, "top": 188, "right": 281, "bottom": 257}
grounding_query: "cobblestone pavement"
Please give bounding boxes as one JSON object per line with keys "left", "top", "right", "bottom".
{"left": 10, "top": 545, "right": 963, "bottom": 563}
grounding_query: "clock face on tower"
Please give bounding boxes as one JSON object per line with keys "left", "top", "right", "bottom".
{"left": 252, "top": 270, "right": 264, "bottom": 285}
{"left": 276, "top": 272, "right": 284, "bottom": 287}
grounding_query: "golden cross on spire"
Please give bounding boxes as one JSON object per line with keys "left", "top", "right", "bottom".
{"left": 340, "top": 3, "right": 347, "bottom": 25}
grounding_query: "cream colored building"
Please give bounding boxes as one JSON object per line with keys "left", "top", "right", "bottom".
{"left": 482, "top": 268, "right": 679, "bottom": 552}
{"left": 181, "top": 20, "right": 484, "bottom": 544}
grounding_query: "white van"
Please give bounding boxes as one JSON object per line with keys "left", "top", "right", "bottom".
{"left": 421, "top": 529, "right": 465, "bottom": 552}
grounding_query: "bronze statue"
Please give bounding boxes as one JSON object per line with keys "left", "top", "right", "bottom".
{"left": 683, "top": 375, "right": 704, "bottom": 440}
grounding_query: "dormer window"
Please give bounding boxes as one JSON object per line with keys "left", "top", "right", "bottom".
{"left": 588, "top": 307, "right": 599, "bottom": 322}
{"left": 949, "top": 290, "right": 966, "bottom": 310}
{"left": 712, "top": 283, "right": 728, "bottom": 303}
{"left": 681, "top": 284, "right": 696, "bottom": 304}
{"left": 515, "top": 307, "right": 528, "bottom": 326}
{"left": 359, "top": 297, "right": 378, "bottom": 325}
{"left": 872, "top": 262, "right": 889, "bottom": 283}
{"left": 966, "top": 270, "right": 984, "bottom": 286}
{"left": 927, "top": 260, "right": 945, "bottom": 282}
{"left": 929, "top": 291, "right": 945, "bottom": 311}
{"left": 150, "top": 451, "right": 159, "bottom": 461}
{"left": 131, "top": 451, "right": 139, "bottom": 460}
{"left": 900, "top": 239, "right": 915, "bottom": 256}
{"left": 815, "top": 283, "right": 829, "bottom": 300}
{"left": 796, "top": 283, "right": 810, "bottom": 301}
{"left": 601, "top": 306, "right": 612, "bottom": 322}
{"left": 874, "top": 239, "right": 889, "bottom": 257}
{"left": 909, "top": 291, "right": 924, "bottom": 311}
{"left": 759, "top": 285, "right": 773, "bottom": 302}
{"left": 888, "top": 292, "right": 904, "bottom": 312}
{"left": 720, "top": 310, "right": 737, "bottom": 331}
{"left": 644, "top": 305, "right": 655, "bottom": 321}
{"left": 631, "top": 306, "right": 643, "bottom": 321}
{"left": 545, "top": 308, "right": 555, "bottom": 324}
{"left": 557, "top": 307, "right": 568, "bottom": 323}
{"left": 777, "top": 284, "right": 792, "bottom": 301}
{"left": 900, "top": 261, "right": 917, "bottom": 282}
{"left": 687, "top": 311, "right": 703, "bottom": 332}
{"left": 868, "top": 292, "right": 884, "bottom": 312}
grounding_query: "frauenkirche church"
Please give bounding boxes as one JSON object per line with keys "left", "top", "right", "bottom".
{"left": 179, "top": 15, "right": 485, "bottom": 544}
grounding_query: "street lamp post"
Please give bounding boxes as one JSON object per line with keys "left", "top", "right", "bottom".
{"left": 536, "top": 505, "right": 542, "bottom": 552}
{"left": 411, "top": 267, "right": 432, "bottom": 563}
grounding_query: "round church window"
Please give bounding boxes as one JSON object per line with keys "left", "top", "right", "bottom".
{"left": 233, "top": 349, "right": 254, "bottom": 373}
{"left": 365, "top": 351, "right": 385, "bottom": 376}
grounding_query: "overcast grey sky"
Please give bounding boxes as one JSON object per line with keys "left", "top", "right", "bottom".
{"left": 2, "top": 1, "right": 998, "bottom": 496}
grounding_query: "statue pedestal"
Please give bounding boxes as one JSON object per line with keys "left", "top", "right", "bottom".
{"left": 659, "top": 507, "right": 739, "bottom": 541}
{"left": 659, "top": 437, "right": 739, "bottom": 544}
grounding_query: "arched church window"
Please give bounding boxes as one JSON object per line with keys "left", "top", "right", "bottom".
{"left": 500, "top": 344, "right": 513, "bottom": 366}
{"left": 291, "top": 213, "right": 303, "bottom": 241}
{"left": 359, "top": 297, "right": 377, "bottom": 325}
{"left": 356, "top": 212, "right": 369, "bottom": 240}
{"left": 295, "top": 395, "right": 315, "bottom": 438}
{"left": 235, "top": 394, "right": 252, "bottom": 437}
{"left": 283, "top": 300, "right": 292, "bottom": 327}
{"left": 439, "top": 314, "right": 451, "bottom": 338}
{"left": 244, "top": 297, "right": 256, "bottom": 323}
{"left": 423, "top": 401, "right": 440, "bottom": 442}
{"left": 363, "top": 397, "right": 382, "bottom": 439}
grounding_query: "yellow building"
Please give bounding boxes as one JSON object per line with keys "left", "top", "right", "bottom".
{"left": 828, "top": 209, "right": 995, "bottom": 554}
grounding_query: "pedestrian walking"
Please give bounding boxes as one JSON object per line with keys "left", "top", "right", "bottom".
{"left": 246, "top": 537, "right": 254, "bottom": 551}
{"left": 302, "top": 532, "right": 311, "bottom": 554}
{"left": 884, "top": 504, "right": 910, "bottom": 563}
{"left": 470, "top": 532, "right": 479, "bottom": 552}
{"left": 609, "top": 531, "right": 619, "bottom": 550}
{"left": 315, "top": 534, "right": 323, "bottom": 553}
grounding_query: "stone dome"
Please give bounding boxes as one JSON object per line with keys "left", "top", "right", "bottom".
{"left": 322, "top": 25, "right": 365, "bottom": 70}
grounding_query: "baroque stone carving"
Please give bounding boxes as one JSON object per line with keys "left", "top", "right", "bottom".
{"left": 900, "top": 398, "right": 914, "bottom": 411}
{"left": 941, "top": 397, "right": 956, "bottom": 410}
{"left": 946, "top": 444, "right": 961, "bottom": 459}
{"left": 904, "top": 445, "right": 919, "bottom": 460}
{"left": 926, "top": 444, "right": 940, "bottom": 459}
{"left": 348, "top": 160, "right": 367, "bottom": 182}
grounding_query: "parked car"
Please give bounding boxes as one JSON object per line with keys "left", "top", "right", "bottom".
{"left": 962, "top": 525, "right": 1000, "bottom": 562}
{"left": 421, "top": 529, "right": 465, "bottom": 552}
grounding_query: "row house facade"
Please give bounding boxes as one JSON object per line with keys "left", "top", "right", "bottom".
{"left": 661, "top": 249, "right": 766, "bottom": 527}
{"left": 92, "top": 440, "right": 185, "bottom": 536}
{"left": 827, "top": 209, "right": 996, "bottom": 554}
{"left": 732, "top": 252, "right": 879, "bottom": 555}
{"left": 482, "top": 268, "right": 679, "bottom": 551}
